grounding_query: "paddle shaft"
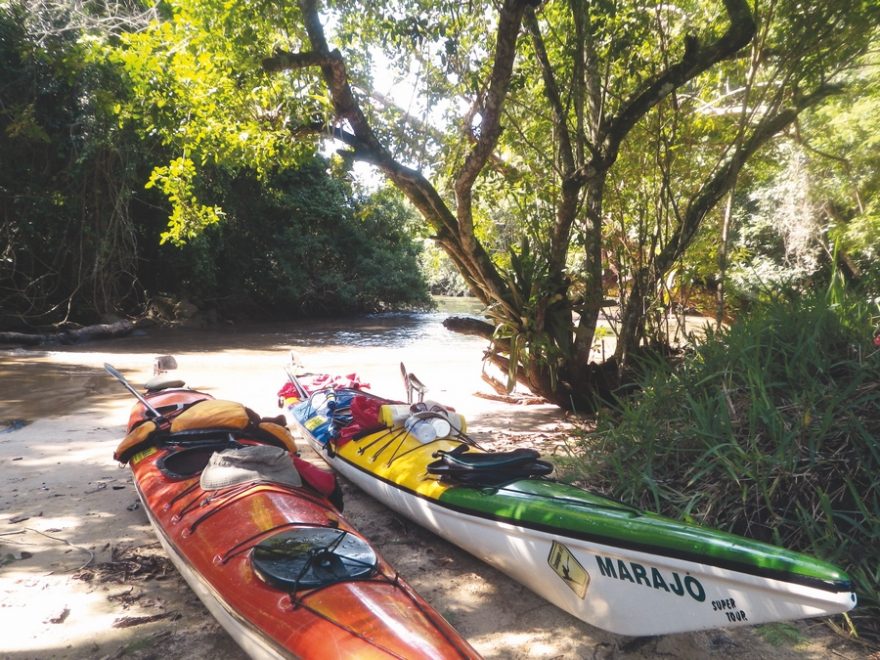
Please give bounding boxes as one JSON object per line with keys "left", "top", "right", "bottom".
{"left": 284, "top": 365, "right": 309, "bottom": 400}
{"left": 103, "top": 363, "right": 164, "bottom": 421}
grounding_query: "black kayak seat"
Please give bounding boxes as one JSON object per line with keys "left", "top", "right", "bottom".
{"left": 435, "top": 445, "right": 540, "bottom": 469}
{"left": 426, "top": 445, "right": 553, "bottom": 486}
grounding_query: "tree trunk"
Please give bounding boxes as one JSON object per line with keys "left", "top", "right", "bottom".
{"left": 266, "top": 0, "right": 760, "bottom": 413}
{"left": 717, "top": 189, "right": 735, "bottom": 327}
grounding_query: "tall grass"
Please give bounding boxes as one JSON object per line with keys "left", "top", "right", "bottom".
{"left": 572, "top": 290, "right": 880, "bottom": 639}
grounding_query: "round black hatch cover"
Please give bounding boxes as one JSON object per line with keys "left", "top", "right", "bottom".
{"left": 251, "top": 527, "right": 377, "bottom": 590}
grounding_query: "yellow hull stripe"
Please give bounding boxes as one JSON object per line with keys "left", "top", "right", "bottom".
{"left": 335, "top": 428, "right": 458, "bottom": 499}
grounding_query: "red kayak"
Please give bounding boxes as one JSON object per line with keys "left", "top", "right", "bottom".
{"left": 108, "top": 364, "right": 479, "bottom": 660}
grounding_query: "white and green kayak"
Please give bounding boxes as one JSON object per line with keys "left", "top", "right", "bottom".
{"left": 283, "top": 369, "right": 856, "bottom": 637}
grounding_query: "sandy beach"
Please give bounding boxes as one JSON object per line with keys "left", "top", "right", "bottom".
{"left": 0, "top": 321, "right": 866, "bottom": 659}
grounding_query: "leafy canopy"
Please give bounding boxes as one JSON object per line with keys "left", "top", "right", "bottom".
{"left": 111, "top": 0, "right": 319, "bottom": 243}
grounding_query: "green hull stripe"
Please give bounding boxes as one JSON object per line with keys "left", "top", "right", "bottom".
{"left": 330, "top": 451, "right": 850, "bottom": 593}
{"left": 436, "top": 479, "right": 850, "bottom": 589}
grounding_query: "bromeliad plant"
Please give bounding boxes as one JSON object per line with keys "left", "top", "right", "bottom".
{"left": 484, "top": 238, "right": 572, "bottom": 395}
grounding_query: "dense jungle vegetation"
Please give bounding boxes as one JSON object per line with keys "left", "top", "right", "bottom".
{"left": 2, "top": 0, "right": 878, "bottom": 406}
{"left": 0, "top": 4, "right": 431, "bottom": 329}
{"left": 1, "top": 0, "right": 878, "bottom": 643}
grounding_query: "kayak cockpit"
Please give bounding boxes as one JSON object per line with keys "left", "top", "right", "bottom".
{"left": 159, "top": 441, "right": 239, "bottom": 479}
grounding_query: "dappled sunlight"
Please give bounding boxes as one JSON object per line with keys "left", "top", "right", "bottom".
{"left": 0, "top": 490, "right": 167, "bottom": 657}
{"left": 472, "top": 628, "right": 588, "bottom": 659}
{"left": 3, "top": 312, "right": 852, "bottom": 658}
{"left": 1, "top": 571, "right": 143, "bottom": 654}
{"left": 467, "top": 404, "right": 567, "bottom": 435}
{"left": 9, "top": 441, "right": 122, "bottom": 469}
{"left": 338, "top": 490, "right": 603, "bottom": 659}
{"left": 1, "top": 403, "right": 155, "bottom": 660}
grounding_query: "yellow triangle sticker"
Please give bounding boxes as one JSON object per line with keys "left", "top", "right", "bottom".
{"left": 548, "top": 541, "right": 590, "bottom": 599}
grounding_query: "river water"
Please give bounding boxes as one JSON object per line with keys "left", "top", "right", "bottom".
{"left": 0, "top": 297, "right": 527, "bottom": 427}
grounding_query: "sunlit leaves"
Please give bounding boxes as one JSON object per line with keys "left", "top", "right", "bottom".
{"left": 0, "top": 3, "right": 148, "bottom": 323}
{"left": 98, "top": 0, "right": 879, "bottom": 362}
{"left": 110, "top": 0, "right": 320, "bottom": 238}
{"left": 803, "top": 41, "right": 880, "bottom": 290}
{"left": 330, "top": 0, "right": 496, "bottom": 175}
{"left": 145, "top": 156, "right": 225, "bottom": 244}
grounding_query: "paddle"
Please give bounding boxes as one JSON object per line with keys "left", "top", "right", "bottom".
{"left": 103, "top": 362, "right": 166, "bottom": 423}
{"left": 284, "top": 351, "right": 309, "bottom": 400}
{"left": 284, "top": 366, "right": 309, "bottom": 400}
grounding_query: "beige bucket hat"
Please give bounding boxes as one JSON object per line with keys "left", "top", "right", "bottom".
{"left": 200, "top": 445, "right": 302, "bottom": 490}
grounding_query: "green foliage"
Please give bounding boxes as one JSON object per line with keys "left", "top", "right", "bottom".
{"left": 146, "top": 156, "right": 226, "bottom": 244}
{"left": 709, "top": 30, "right": 880, "bottom": 309}
{"left": 0, "top": 1, "right": 431, "bottom": 328}
{"left": 726, "top": 144, "right": 824, "bottom": 299}
{"left": 601, "top": 3, "right": 880, "bottom": 327}
{"left": 89, "top": 0, "right": 880, "bottom": 389}
{"left": 0, "top": 3, "right": 152, "bottom": 326}
{"left": 572, "top": 290, "right": 880, "bottom": 637}
{"left": 109, "top": 0, "right": 319, "bottom": 241}
{"left": 755, "top": 622, "right": 806, "bottom": 647}
{"left": 484, "top": 237, "right": 573, "bottom": 390}
{"left": 801, "top": 41, "right": 880, "bottom": 295}
{"left": 153, "top": 160, "right": 431, "bottom": 317}
{"left": 420, "top": 242, "right": 471, "bottom": 296}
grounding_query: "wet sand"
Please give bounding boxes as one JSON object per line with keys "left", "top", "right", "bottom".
{"left": 0, "top": 320, "right": 863, "bottom": 659}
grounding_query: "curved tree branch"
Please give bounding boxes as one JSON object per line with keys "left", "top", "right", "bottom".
{"left": 454, "top": 0, "right": 530, "bottom": 200}
{"left": 576, "top": 0, "right": 756, "bottom": 182}
{"left": 665, "top": 85, "right": 838, "bottom": 268}
{"left": 261, "top": 0, "right": 527, "bottom": 312}
{"left": 616, "top": 84, "right": 841, "bottom": 361}
{"left": 262, "top": 50, "right": 328, "bottom": 72}
{"left": 450, "top": 0, "right": 533, "bottom": 311}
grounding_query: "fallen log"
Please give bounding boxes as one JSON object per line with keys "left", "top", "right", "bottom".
{"left": 0, "top": 320, "right": 135, "bottom": 346}
{"left": 442, "top": 315, "right": 494, "bottom": 339}
{"left": 473, "top": 391, "right": 546, "bottom": 405}
{"left": 0, "top": 331, "right": 43, "bottom": 346}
